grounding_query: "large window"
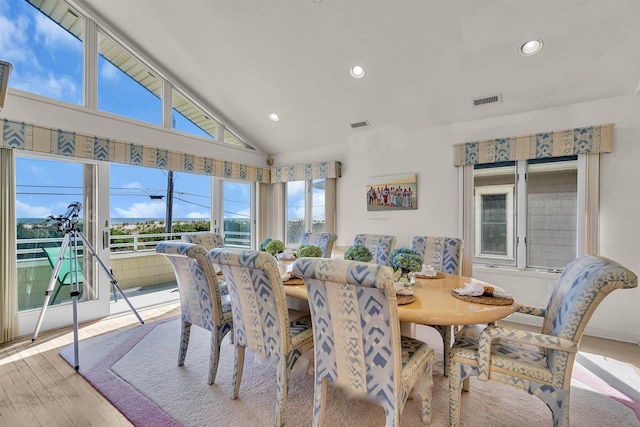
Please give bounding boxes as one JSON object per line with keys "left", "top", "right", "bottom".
{"left": 474, "top": 156, "right": 578, "bottom": 270}
{"left": 286, "top": 179, "right": 326, "bottom": 246}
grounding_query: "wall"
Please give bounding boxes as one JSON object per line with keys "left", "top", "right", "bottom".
{"left": 274, "top": 94, "right": 640, "bottom": 344}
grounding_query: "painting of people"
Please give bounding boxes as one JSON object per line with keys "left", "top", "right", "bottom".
{"left": 366, "top": 173, "right": 417, "bottom": 211}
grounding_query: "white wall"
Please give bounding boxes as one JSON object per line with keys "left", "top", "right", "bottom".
{"left": 275, "top": 94, "right": 640, "bottom": 344}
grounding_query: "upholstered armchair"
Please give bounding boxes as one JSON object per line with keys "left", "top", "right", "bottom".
{"left": 181, "top": 232, "right": 224, "bottom": 250}
{"left": 352, "top": 233, "right": 397, "bottom": 265}
{"left": 207, "top": 248, "right": 314, "bottom": 427}
{"left": 293, "top": 257, "right": 435, "bottom": 427}
{"left": 298, "top": 232, "right": 337, "bottom": 258}
{"left": 410, "top": 236, "right": 462, "bottom": 275}
{"left": 155, "top": 241, "right": 233, "bottom": 385}
{"left": 411, "top": 235, "right": 463, "bottom": 376}
{"left": 448, "top": 254, "right": 638, "bottom": 427}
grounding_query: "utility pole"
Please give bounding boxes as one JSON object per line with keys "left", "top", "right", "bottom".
{"left": 166, "top": 171, "right": 174, "bottom": 234}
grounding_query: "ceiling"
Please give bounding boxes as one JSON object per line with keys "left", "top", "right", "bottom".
{"left": 71, "top": 0, "right": 640, "bottom": 156}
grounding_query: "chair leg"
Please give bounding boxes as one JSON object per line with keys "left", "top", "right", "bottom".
{"left": 231, "top": 344, "right": 245, "bottom": 399}
{"left": 312, "top": 377, "right": 327, "bottom": 427}
{"left": 538, "top": 387, "right": 570, "bottom": 427}
{"left": 448, "top": 362, "right": 463, "bottom": 427}
{"left": 275, "top": 358, "right": 290, "bottom": 427}
{"left": 178, "top": 321, "right": 191, "bottom": 367}
{"left": 420, "top": 360, "right": 433, "bottom": 425}
{"left": 208, "top": 329, "right": 223, "bottom": 385}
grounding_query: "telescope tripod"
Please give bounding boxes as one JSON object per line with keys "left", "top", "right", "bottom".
{"left": 32, "top": 222, "right": 144, "bottom": 370}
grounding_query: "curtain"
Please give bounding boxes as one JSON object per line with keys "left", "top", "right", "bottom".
{"left": 0, "top": 148, "right": 17, "bottom": 343}
{"left": 460, "top": 165, "right": 474, "bottom": 276}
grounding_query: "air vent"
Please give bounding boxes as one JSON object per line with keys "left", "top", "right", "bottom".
{"left": 473, "top": 93, "right": 502, "bottom": 107}
{"left": 350, "top": 120, "right": 370, "bottom": 129}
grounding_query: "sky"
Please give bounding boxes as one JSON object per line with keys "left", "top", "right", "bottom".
{"left": 2, "top": 0, "right": 264, "bottom": 222}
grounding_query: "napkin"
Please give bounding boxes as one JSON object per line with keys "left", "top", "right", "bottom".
{"left": 415, "top": 264, "right": 437, "bottom": 278}
{"left": 452, "top": 282, "right": 512, "bottom": 298}
{"left": 277, "top": 250, "right": 296, "bottom": 261}
{"left": 280, "top": 273, "right": 292, "bottom": 282}
{"left": 393, "top": 282, "right": 415, "bottom": 296}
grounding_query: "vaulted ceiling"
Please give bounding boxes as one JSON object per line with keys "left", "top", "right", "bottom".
{"left": 71, "top": 0, "right": 640, "bottom": 156}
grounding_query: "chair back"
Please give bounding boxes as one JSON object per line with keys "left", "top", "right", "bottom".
{"left": 292, "top": 258, "right": 402, "bottom": 400}
{"left": 299, "top": 232, "right": 337, "bottom": 258}
{"left": 181, "top": 232, "right": 224, "bottom": 250}
{"left": 156, "top": 241, "right": 228, "bottom": 331}
{"left": 352, "top": 233, "right": 397, "bottom": 265}
{"left": 542, "top": 254, "right": 637, "bottom": 372}
{"left": 410, "top": 236, "right": 463, "bottom": 274}
{"left": 207, "top": 248, "right": 292, "bottom": 365}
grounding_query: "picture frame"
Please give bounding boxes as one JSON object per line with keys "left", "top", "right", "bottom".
{"left": 366, "top": 173, "right": 417, "bottom": 211}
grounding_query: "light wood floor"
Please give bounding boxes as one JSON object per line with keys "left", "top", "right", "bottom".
{"left": 1, "top": 302, "right": 638, "bottom": 427}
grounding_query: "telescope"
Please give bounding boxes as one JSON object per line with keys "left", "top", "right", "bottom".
{"left": 47, "top": 201, "right": 82, "bottom": 225}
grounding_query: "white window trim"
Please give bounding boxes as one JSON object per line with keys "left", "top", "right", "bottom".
{"left": 474, "top": 184, "right": 515, "bottom": 262}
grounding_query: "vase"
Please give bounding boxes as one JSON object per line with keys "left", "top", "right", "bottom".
{"left": 395, "top": 269, "right": 415, "bottom": 286}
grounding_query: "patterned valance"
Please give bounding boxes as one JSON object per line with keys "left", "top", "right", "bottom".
{"left": 0, "top": 118, "right": 341, "bottom": 183}
{"left": 452, "top": 123, "right": 614, "bottom": 166}
{"left": 270, "top": 161, "right": 342, "bottom": 183}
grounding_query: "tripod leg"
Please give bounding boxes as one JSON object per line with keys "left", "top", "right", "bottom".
{"left": 78, "top": 232, "right": 144, "bottom": 325}
{"left": 33, "top": 233, "right": 72, "bottom": 342}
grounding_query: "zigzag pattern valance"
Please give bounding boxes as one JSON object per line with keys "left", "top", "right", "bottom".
{"left": 0, "top": 118, "right": 341, "bottom": 183}
{"left": 452, "top": 123, "right": 614, "bottom": 166}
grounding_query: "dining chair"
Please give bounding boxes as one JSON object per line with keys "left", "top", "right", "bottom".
{"left": 42, "top": 246, "right": 84, "bottom": 305}
{"left": 207, "top": 248, "right": 314, "bottom": 427}
{"left": 353, "top": 233, "right": 397, "bottom": 265}
{"left": 448, "top": 254, "right": 638, "bottom": 427}
{"left": 298, "top": 232, "right": 337, "bottom": 258}
{"left": 410, "top": 235, "right": 463, "bottom": 376}
{"left": 292, "top": 257, "right": 435, "bottom": 427}
{"left": 181, "top": 231, "right": 224, "bottom": 250}
{"left": 155, "top": 241, "right": 233, "bottom": 385}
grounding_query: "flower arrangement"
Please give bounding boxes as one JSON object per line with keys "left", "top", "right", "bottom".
{"left": 389, "top": 248, "right": 423, "bottom": 281}
{"left": 297, "top": 244, "right": 323, "bottom": 258}
{"left": 259, "top": 237, "right": 273, "bottom": 251}
{"left": 264, "top": 239, "right": 285, "bottom": 256}
{"left": 344, "top": 244, "right": 373, "bottom": 262}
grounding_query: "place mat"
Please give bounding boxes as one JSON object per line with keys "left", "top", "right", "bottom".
{"left": 396, "top": 294, "right": 415, "bottom": 305}
{"left": 450, "top": 290, "right": 514, "bottom": 306}
{"left": 283, "top": 278, "right": 305, "bottom": 286}
{"left": 416, "top": 271, "right": 446, "bottom": 279}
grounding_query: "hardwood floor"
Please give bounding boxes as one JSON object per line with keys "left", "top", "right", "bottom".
{"left": 1, "top": 303, "right": 638, "bottom": 426}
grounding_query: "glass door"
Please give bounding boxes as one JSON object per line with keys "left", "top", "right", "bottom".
{"left": 214, "top": 179, "right": 254, "bottom": 249}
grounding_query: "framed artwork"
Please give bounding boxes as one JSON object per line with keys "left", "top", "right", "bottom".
{"left": 366, "top": 173, "right": 417, "bottom": 211}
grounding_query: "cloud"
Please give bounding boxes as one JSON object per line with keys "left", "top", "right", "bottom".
{"left": 186, "top": 211, "right": 209, "bottom": 219}
{"left": 100, "top": 61, "right": 120, "bottom": 82}
{"left": 287, "top": 181, "right": 305, "bottom": 197}
{"left": 16, "top": 199, "right": 67, "bottom": 219}
{"left": 122, "top": 181, "right": 144, "bottom": 189}
{"left": 227, "top": 208, "right": 250, "bottom": 219}
{"left": 0, "top": 13, "right": 35, "bottom": 66}
{"left": 114, "top": 202, "right": 166, "bottom": 218}
{"left": 10, "top": 71, "right": 79, "bottom": 103}
{"left": 34, "top": 12, "right": 77, "bottom": 49}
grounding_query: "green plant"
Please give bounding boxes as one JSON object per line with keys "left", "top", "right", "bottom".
{"left": 264, "top": 239, "right": 285, "bottom": 255}
{"left": 259, "top": 237, "right": 273, "bottom": 251}
{"left": 344, "top": 244, "right": 373, "bottom": 262}
{"left": 389, "top": 248, "right": 423, "bottom": 279}
{"left": 297, "top": 244, "right": 322, "bottom": 258}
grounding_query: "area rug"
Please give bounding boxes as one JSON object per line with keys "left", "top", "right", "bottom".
{"left": 60, "top": 317, "right": 640, "bottom": 426}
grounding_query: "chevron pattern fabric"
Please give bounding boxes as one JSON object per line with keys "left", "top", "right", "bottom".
{"left": 410, "top": 236, "right": 462, "bottom": 274}
{"left": 181, "top": 232, "right": 224, "bottom": 250}
{"left": 155, "top": 242, "right": 233, "bottom": 385}
{"left": 292, "top": 257, "right": 434, "bottom": 427}
{"left": 448, "top": 254, "right": 638, "bottom": 427}
{"left": 353, "top": 234, "right": 397, "bottom": 266}
{"left": 207, "top": 248, "right": 313, "bottom": 427}
{"left": 298, "top": 232, "right": 337, "bottom": 258}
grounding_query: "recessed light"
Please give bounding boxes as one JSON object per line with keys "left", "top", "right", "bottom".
{"left": 519, "top": 38, "right": 543, "bottom": 56}
{"left": 268, "top": 113, "right": 280, "bottom": 122}
{"left": 350, "top": 65, "right": 366, "bottom": 79}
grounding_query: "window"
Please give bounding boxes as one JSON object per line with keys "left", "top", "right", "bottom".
{"left": 473, "top": 156, "right": 578, "bottom": 270}
{"left": 171, "top": 88, "right": 218, "bottom": 140}
{"left": 285, "top": 179, "right": 326, "bottom": 246}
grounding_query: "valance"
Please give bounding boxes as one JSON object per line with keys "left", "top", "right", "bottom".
{"left": 452, "top": 123, "right": 614, "bottom": 166}
{"left": 0, "top": 118, "right": 341, "bottom": 183}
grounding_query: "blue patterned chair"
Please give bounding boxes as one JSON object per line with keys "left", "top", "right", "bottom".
{"left": 448, "top": 254, "right": 638, "bottom": 427}
{"left": 353, "top": 233, "right": 397, "bottom": 265}
{"left": 207, "top": 248, "right": 314, "bottom": 427}
{"left": 411, "top": 235, "right": 463, "bottom": 376}
{"left": 155, "top": 241, "right": 233, "bottom": 385}
{"left": 293, "top": 257, "right": 435, "bottom": 427}
{"left": 181, "top": 232, "right": 224, "bottom": 250}
{"left": 298, "top": 232, "right": 337, "bottom": 258}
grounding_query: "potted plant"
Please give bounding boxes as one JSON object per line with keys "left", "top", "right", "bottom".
{"left": 297, "top": 244, "right": 323, "bottom": 258}
{"left": 389, "top": 248, "right": 423, "bottom": 284}
{"left": 264, "top": 239, "right": 285, "bottom": 256}
{"left": 344, "top": 244, "right": 373, "bottom": 262}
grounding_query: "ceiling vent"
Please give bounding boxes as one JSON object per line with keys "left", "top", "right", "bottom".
{"left": 350, "top": 120, "right": 370, "bottom": 129}
{"left": 472, "top": 93, "right": 502, "bottom": 107}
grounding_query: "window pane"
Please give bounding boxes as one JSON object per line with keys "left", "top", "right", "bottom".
{"left": 286, "top": 181, "right": 306, "bottom": 246}
{"left": 98, "top": 31, "right": 162, "bottom": 125}
{"left": 223, "top": 181, "right": 251, "bottom": 248}
{"left": 4, "top": 0, "right": 83, "bottom": 104}
{"left": 480, "top": 194, "right": 507, "bottom": 255}
{"left": 172, "top": 89, "right": 218, "bottom": 139}
{"left": 526, "top": 159, "right": 577, "bottom": 269}
{"left": 312, "top": 179, "right": 326, "bottom": 232}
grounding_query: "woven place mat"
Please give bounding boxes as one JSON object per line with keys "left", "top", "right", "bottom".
{"left": 416, "top": 272, "right": 446, "bottom": 280}
{"left": 451, "top": 290, "right": 514, "bottom": 306}
{"left": 283, "top": 278, "right": 305, "bottom": 286}
{"left": 396, "top": 294, "right": 416, "bottom": 305}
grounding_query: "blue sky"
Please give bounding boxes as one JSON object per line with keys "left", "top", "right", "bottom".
{"left": 3, "top": 0, "right": 255, "bottom": 221}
